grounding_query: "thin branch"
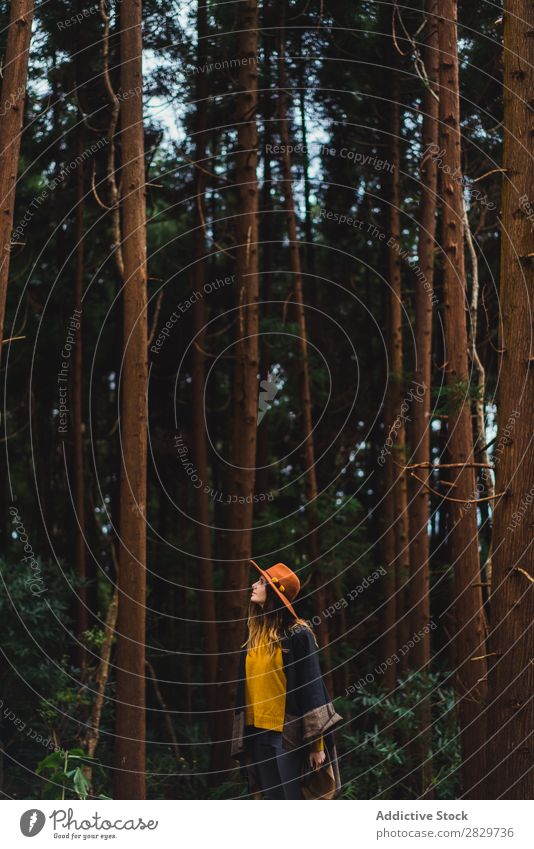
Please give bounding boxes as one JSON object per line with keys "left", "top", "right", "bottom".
{"left": 514, "top": 566, "right": 534, "bottom": 585}
{"left": 193, "top": 340, "right": 233, "bottom": 359}
{"left": 392, "top": 2, "right": 408, "bottom": 56}
{"left": 99, "top": 0, "right": 124, "bottom": 280}
{"left": 91, "top": 160, "right": 111, "bottom": 211}
{"left": 147, "top": 291, "right": 164, "bottom": 348}
{"left": 185, "top": 155, "right": 231, "bottom": 185}
{"left": 145, "top": 660, "right": 181, "bottom": 761}
{"left": 0, "top": 421, "right": 29, "bottom": 443}
{"left": 405, "top": 461, "right": 493, "bottom": 470}
{"left": 1, "top": 334, "right": 26, "bottom": 345}
{"left": 472, "top": 167, "right": 507, "bottom": 182}
{"left": 83, "top": 583, "right": 119, "bottom": 761}
{"left": 196, "top": 189, "right": 232, "bottom": 258}
{"left": 104, "top": 417, "right": 119, "bottom": 438}
{"left": 409, "top": 471, "right": 505, "bottom": 504}
{"left": 464, "top": 195, "right": 495, "bottom": 591}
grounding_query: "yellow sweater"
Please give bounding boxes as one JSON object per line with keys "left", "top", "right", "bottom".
{"left": 245, "top": 642, "right": 324, "bottom": 752}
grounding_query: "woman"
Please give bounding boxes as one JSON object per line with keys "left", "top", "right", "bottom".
{"left": 231, "top": 559, "right": 343, "bottom": 799}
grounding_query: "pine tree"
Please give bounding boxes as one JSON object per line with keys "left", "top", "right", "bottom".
{"left": 212, "top": 0, "right": 260, "bottom": 775}
{"left": 0, "top": 0, "right": 35, "bottom": 368}
{"left": 486, "top": 0, "right": 534, "bottom": 800}
{"left": 408, "top": 0, "right": 439, "bottom": 795}
{"left": 438, "top": 0, "right": 488, "bottom": 797}
{"left": 114, "top": 0, "right": 148, "bottom": 801}
{"left": 276, "top": 0, "right": 331, "bottom": 681}
{"left": 191, "top": 0, "right": 218, "bottom": 719}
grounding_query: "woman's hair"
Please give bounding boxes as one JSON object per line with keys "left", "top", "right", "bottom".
{"left": 244, "top": 582, "right": 317, "bottom": 653}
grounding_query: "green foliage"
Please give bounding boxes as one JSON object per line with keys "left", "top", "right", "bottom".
{"left": 432, "top": 379, "right": 483, "bottom": 417}
{"left": 339, "top": 672, "right": 462, "bottom": 799}
{"left": 0, "top": 557, "right": 92, "bottom": 796}
{"left": 36, "top": 748, "right": 106, "bottom": 801}
{"left": 0, "top": 556, "right": 75, "bottom": 702}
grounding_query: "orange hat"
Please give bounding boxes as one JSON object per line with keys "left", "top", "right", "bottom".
{"left": 250, "top": 559, "right": 300, "bottom": 620}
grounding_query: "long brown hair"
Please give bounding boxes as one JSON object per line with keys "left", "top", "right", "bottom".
{"left": 244, "top": 582, "right": 317, "bottom": 654}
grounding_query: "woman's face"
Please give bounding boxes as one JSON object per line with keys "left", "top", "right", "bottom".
{"left": 251, "top": 576, "right": 267, "bottom": 606}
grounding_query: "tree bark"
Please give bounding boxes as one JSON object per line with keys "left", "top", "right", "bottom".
{"left": 113, "top": 0, "right": 148, "bottom": 801}
{"left": 82, "top": 583, "right": 119, "bottom": 795}
{"left": 438, "top": 0, "right": 488, "bottom": 798}
{"left": 464, "top": 201, "right": 495, "bottom": 596}
{"left": 254, "top": 0, "right": 274, "bottom": 509}
{"left": 276, "top": 1, "right": 332, "bottom": 685}
{"left": 73, "top": 124, "right": 88, "bottom": 675}
{"left": 212, "top": 0, "right": 259, "bottom": 776}
{"left": 485, "top": 0, "right": 534, "bottom": 800}
{"left": 0, "top": 0, "right": 34, "bottom": 368}
{"left": 408, "top": 0, "right": 439, "bottom": 796}
{"left": 386, "top": 71, "right": 411, "bottom": 678}
{"left": 382, "top": 449, "right": 398, "bottom": 692}
{"left": 297, "top": 51, "right": 316, "bottom": 284}
{"left": 191, "top": 0, "right": 218, "bottom": 719}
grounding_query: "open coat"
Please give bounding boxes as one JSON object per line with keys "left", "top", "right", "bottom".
{"left": 231, "top": 623, "right": 344, "bottom": 798}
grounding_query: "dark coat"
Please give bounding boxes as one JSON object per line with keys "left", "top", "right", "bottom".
{"left": 231, "top": 624, "right": 343, "bottom": 798}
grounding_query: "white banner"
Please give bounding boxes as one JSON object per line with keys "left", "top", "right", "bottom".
{"left": 2, "top": 800, "right": 533, "bottom": 848}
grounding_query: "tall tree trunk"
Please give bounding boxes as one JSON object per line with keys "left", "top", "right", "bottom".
{"left": 212, "top": 0, "right": 259, "bottom": 777}
{"left": 297, "top": 58, "right": 315, "bottom": 283}
{"left": 99, "top": 0, "right": 124, "bottom": 569}
{"left": 386, "top": 71, "right": 411, "bottom": 678}
{"left": 438, "top": 0, "right": 488, "bottom": 798}
{"left": 485, "top": 0, "right": 534, "bottom": 800}
{"left": 73, "top": 124, "right": 88, "bottom": 674}
{"left": 464, "top": 202, "right": 495, "bottom": 596}
{"left": 113, "top": 0, "right": 148, "bottom": 801}
{"left": 191, "top": 0, "right": 218, "bottom": 718}
{"left": 254, "top": 0, "right": 274, "bottom": 509}
{"left": 82, "top": 584, "right": 119, "bottom": 794}
{"left": 382, "top": 441, "right": 398, "bottom": 692}
{"left": 408, "top": 0, "right": 439, "bottom": 796}
{"left": 276, "top": 2, "right": 332, "bottom": 684}
{"left": 0, "top": 0, "right": 34, "bottom": 368}
{"left": 378, "top": 127, "right": 396, "bottom": 692}
{"left": 382, "top": 50, "right": 413, "bottom": 797}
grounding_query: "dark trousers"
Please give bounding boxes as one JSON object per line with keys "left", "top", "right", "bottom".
{"left": 246, "top": 726, "right": 303, "bottom": 800}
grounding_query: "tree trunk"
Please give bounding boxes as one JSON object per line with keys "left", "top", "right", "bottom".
{"left": 73, "top": 124, "right": 88, "bottom": 674}
{"left": 408, "top": 0, "right": 439, "bottom": 796}
{"left": 113, "top": 0, "right": 148, "bottom": 801}
{"left": 379, "top": 11, "right": 409, "bottom": 689}
{"left": 276, "top": 2, "right": 332, "bottom": 685}
{"left": 386, "top": 71, "right": 411, "bottom": 678}
{"left": 254, "top": 0, "right": 274, "bottom": 509}
{"left": 485, "top": 0, "right": 534, "bottom": 800}
{"left": 191, "top": 0, "right": 218, "bottom": 720}
{"left": 212, "top": 0, "right": 259, "bottom": 777}
{"left": 0, "top": 0, "right": 34, "bottom": 368}
{"left": 438, "top": 0, "right": 488, "bottom": 798}
{"left": 83, "top": 584, "right": 119, "bottom": 795}
{"left": 298, "top": 59, "right": 315, "bottom": 284}
{"left": 382, "top": 455, "right": 398, "bottom": 693}
{"left": 464, "top": 201, "right": 495, "bottom": 596}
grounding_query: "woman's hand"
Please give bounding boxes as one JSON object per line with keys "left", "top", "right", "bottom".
{"left": 308, "top": 749, "right": 326, "bottom": 770}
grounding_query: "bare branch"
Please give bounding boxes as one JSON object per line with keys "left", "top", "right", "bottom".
{"left": 147, "top": 291, "right": 163, "bottom": 348}
{"left": 409, "top": 471, "right": 505, "bottom": 504}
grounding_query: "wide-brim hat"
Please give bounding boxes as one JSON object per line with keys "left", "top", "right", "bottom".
{"left": 250, "top": 560, "right": 300, "bottom": 620}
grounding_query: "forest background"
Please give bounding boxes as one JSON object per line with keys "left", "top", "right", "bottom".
{"left": 0, "top": 0, "right": 532, "bottom": 801}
